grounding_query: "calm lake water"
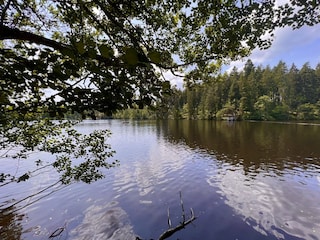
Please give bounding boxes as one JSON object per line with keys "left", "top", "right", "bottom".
{"left": 1, "top": 120, "right": 320, "bottom": 240}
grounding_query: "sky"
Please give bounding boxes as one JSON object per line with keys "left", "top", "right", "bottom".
{"left": 226, "top": 24, "right": 320, "bottom": 72}
{"left": 168, "top": 24, "right": 320, "bottom": 89}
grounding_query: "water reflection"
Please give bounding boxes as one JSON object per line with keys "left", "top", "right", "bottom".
{"left": 207, "top": 164, "right": 320, "bottom": 239}
{"left": 112, "top": 138, "right": 188, "bottom": 199}
{"left": 159, "top": 120, "right": 320, "bottom": 239}
{"left": 69, "top": 201, "right": 137, "bottom": 240}
{"left": 0, "top": 205, "right": 24, "bottom": 240}
{"left": 1, "top": 120, "right": 320, "bottom": 240}
{"left": 161, "top": 120, "right": 320, "bottom": 176}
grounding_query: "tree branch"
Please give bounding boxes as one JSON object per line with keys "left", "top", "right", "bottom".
{"left": 0, "top": 0, "right": 12, "bottom": 25}
{"left": 0, "top": 25, "right": 69, "bottom": 51}
{"left": 158, "top": 208, "right": 196, "bottom": 240}
{"left": 158, "top": 192, "right": 197, "bottom": 240}
{"left": 0, "top": 25, "right": 217, "bottom": 72}
{"left": 0, "top": 25, "right": 119, "bottom": 71}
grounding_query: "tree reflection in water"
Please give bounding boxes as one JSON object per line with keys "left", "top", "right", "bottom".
{"left": 0, "top": 180, "right": 66, "bottom": 240}
{"left": 160, "top": 120, "right": 320, "bottom": 175}
{"left": 0, "top": 205, "right": 24, "bottom": 240}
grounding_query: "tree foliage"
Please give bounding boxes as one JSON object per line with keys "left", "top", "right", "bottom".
{"left": 1, "top": 0, "right": 320, "bottom": 182}
{"left": 0, "top": 118, "right": 117, "bottom": 184}
{"left": 1, "top": 0, "right": 320, "bottom": 117}
{"left": 155, "top": 61, "right": 320, "bottom": 121}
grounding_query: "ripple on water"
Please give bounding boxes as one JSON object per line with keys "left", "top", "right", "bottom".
{"left": 205, "top": 160, "right": 320, "bottom": 239}
{"left": 3, "top": 120, "right": 320, "bottom": 240}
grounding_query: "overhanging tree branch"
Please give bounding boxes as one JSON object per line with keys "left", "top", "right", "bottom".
{"left": 0, "top": 25, "right": 229, "bottom": 72}
{"left": 0, "top": 25, "right": 69, "bottom": 51}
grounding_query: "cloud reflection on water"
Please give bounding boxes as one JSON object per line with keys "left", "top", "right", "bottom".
{"left": 69, "top": 201, "right": 137, "bottom": 240}
{"left": 112, "top": 137, "right": 188, "bottom": 200}
{"left": 206, "top": 163, "right": 320, "bottom": 239}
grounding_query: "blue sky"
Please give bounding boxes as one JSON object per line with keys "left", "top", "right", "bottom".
{"left": 168, "top": 24, "right": 320, "bottom": 89}
{"left": 226, "top": 24, "right": 320, "bottom": 72}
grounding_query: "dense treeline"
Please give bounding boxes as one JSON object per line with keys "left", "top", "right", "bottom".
{"left": 115, "top": 60, "right": 320, "bottom": 121}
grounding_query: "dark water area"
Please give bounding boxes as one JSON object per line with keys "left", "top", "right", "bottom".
{"left": 1, "top": 120, "right": 320, "bottom": 240}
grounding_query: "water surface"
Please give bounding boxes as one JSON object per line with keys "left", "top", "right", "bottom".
{"left": 1, "top": 120, "right": 320, "bottom": 239}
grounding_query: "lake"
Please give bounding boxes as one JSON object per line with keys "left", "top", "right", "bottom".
{"left": 1, "top": 120, "right": 320, "bottom": 240}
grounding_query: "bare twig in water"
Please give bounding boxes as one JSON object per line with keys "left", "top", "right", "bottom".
{"left": 158, "top": 191, "right": 196, "bottom": 240}
{"left": 48, "top": 221, "right": 67, "bottom": 239}
{"left": 167, "top": 207, "right": 172, "bottom": 228}
{"left": 180, "top": 191, "right": 186, "bottom": 223}
{"left": 48, "top": 227, "right": 64, "bottom": 238}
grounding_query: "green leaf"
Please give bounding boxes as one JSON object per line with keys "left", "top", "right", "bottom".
{"left": 87, "top": 48, "right": 97, "bottom": 58}
{"left": 75, "top": 41, "right": 86, "bottom": 54}
{"left": 148, "top": 51, "right": 161, "bottom": 64}
{"left": 60, "top": 47, "right": 75, "bottom": 59}
{"left": 99, "top": 45, "right": 113, "bottom": 58}
{"left": 0, "top": 92, "right": 8, "bottom": 103}
{"left": 123, "top": 47, "right": 139, "bottom": 65}
{"left": 6, "top": 106, "right": 13, "bottom": 111}
{"left": 162, "top": 81, "right": 171, "bottom": 90}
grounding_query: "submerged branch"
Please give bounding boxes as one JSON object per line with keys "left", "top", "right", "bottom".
{"left": 158, "top": 191, "right": 197, "bottom": 240}
{"left": 136, "top": 192, "right": 197, "bottom": 240}
{"left": 158, "top": 208, "right": 196, "bottom": 240}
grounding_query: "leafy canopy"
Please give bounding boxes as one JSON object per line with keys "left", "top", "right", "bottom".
{"left": 0, "top": 0, "right": 319, "bottom": 183}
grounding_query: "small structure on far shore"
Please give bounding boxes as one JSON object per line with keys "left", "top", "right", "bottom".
{"left": 221, "top": 113, "right": 236, "bottom": 121}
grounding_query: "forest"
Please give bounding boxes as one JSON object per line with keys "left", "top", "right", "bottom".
{"left": 114, "top": 60, "right": 320, "bottom": 121}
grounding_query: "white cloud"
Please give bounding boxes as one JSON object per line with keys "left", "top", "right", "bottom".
{"left": 162, "top": 70, "right": 184, "bottom": 89}
{"left": 226, "top": 24, "right": 320, "bottom": 72}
